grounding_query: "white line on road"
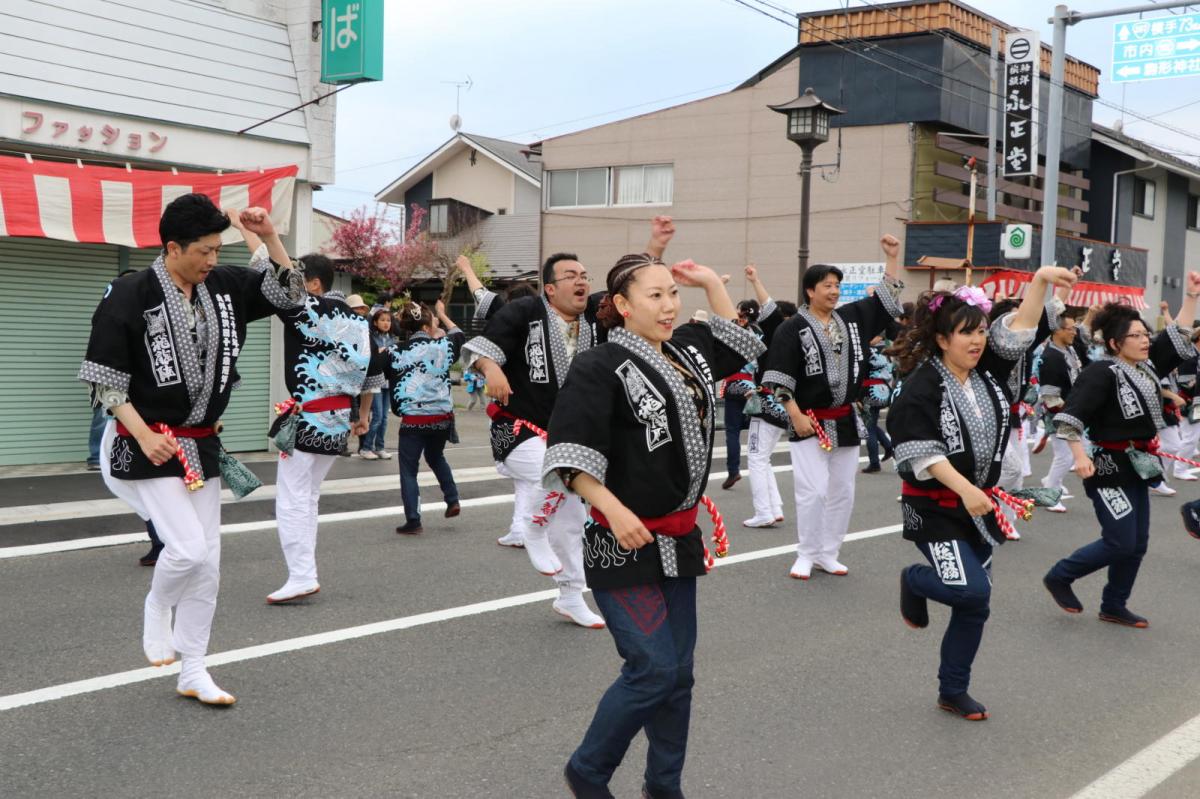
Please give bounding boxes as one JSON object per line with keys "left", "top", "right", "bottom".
{"left": 1067, "top": 714, "right": 1200, "bottom": 799}
{"left": 2, "top": 461, "right": 846, "bottom": 560}
{"left": 0, "top": 524, "right": 900, "bottom": 713}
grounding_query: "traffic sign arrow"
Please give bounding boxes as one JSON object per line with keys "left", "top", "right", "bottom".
{"left": 1177, "top": 38, "right": 1200, "bottom": 52}
{"left": 1117, "top": 65, "right": 1142, "bottom": 77}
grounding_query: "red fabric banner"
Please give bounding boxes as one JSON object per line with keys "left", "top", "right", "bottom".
{"left": 979, "top": 269, "right": 1147, "bottom": 310}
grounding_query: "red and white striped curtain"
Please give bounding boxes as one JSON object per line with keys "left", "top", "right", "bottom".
{"left": 979, "top": 269, "right": 1147, "bottom": 311}
{"left": 0, "top": 155, "right": 298, "bottom": 249}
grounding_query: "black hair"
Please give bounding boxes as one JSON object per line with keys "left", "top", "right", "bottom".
{"left": 159, "top": 193, "right": 230, "bottom": 252}
{"left": 987, "top": 298, "right": 1020, "bottom": 322}
{"left": 505, "top": 282, "right": 539, "bottom": 302}
{"left": 541, "top": 252, "right": 579, "bottom": 290}
{"left": 299, "top": 253, "right": 335, "bottom": 293}
{"left": 371, "top": 308, "right": 392, "bottom": 331}
{"left": 396, "top": 301, "right": 433, "bottom": 334}
{"left": 596, "top": 253, "right": 666, "bottom": 329}
{"left": 887, "top": 290, "right": 989, "bottom": 374}
{"left": 1092, "top": 302, "right": 1146, "bottom": 355}
{"left": 801, "top": 264, "right": 844, "bottom": 304}
{"left": 737, "top": 299, "right": 760, "bottom": 323}
{"left": 899, "top": 301, "right": 914, "bottom": 319}
{"left": 776, "top": 300, "right": 798, "bottom": 319}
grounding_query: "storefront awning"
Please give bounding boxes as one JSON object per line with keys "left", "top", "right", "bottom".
{"left": 979, "top": 269, "right": 1147, "bottom": 311}
{"left": 0, "top": 155, "right": 298, "bottom": 249}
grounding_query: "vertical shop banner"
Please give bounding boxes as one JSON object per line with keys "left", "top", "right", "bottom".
{"left": 1003, "top": 30, "right": 1039, "bottom": 178}
{"left": 321, "top": 0, "right": 384, "bottom": 84}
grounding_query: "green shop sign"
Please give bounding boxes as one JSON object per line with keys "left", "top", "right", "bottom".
{"left": 321, "top": 0, "right": 383, "bottom": 84}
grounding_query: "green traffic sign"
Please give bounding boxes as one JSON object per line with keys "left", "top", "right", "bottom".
{"left": 321, "top": 0, "right": 383, "bottom": 85}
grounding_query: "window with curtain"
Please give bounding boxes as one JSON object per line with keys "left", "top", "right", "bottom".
{"left": 613, "top": 164, "right": 673, "bottom": 205}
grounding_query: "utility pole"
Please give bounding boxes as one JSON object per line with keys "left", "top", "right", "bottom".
{"left": 987, "top": 27, "right": 999, "bottom": 221}
{"left": 1040, "top": 1, "right": 1196, "bottom": 266}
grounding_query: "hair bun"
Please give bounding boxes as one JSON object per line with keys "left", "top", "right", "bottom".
{"left": 595, "top": 293, "right": 623, "bottom": 329}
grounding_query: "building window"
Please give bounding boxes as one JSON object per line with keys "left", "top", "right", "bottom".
{"left": 1134, "top": 177, "right": 1155, "bottom": 218}
{"left": 1188, "top": 194, "right": 1199, "bottom": 230}
{"left": 429, "top": 201, "right": 449, "bottom": 234}
{"left": 547, "top": 168, "right": 609, "bottom": 207}
{"left": 613, "top": 164, "right": 673, "bottom": 205}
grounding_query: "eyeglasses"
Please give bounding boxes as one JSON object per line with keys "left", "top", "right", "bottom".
{"left": 1122, "top": 332, "right": 1151, "bottom": 341}
{"left": 550, "top": 272, "right": 591, "bottom": 285}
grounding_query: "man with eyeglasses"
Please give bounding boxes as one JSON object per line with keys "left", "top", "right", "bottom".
{"left": 461, "top": 217, "right": 674, "bottom": 628}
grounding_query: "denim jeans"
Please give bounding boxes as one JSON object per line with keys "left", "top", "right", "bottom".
{"left": 864, "top": 406, "right": 892, "bottom": 468}
{"left": 724, "top": 395, "right": 748, "bottom": 478}
{"left": 362, "top": 392, "right": 389, "bottom": 452}
{"left": 905, "top": 539, "right": 992, "bottom": 696}
{"left": 570, "top": 577, "right": 697, "bottom": 793}
{"left": 88, "top": 406, "right": 106, "bottom": 466}
{"left": 397, "top": 427, "right": 459, "bottom": 523}
{"left": 1048, "top": 482, "right": 1150, "bottom": 613}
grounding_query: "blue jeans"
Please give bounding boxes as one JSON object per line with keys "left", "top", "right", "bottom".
{"left": 362, "top": 392, "right": 389, "bottom": 452}
{"left": 570, "top": 577, "right": 697, "bottom": 793}
{"left": 864, "top": 406, "right": 892, "bottom": 468}
{"left": 724, "top": 396, "right": 748, "bottom": 478}
{"left": 87, "top": 406, "right": 106, "bottom": 466}
{"left": 905, "top": 539, "right": 992, "bottom": 696}
{"left": 397, "top": 427, "right": 459, "bottom": 523}
{"left": 1048, "top": 483, "right": 1150, "bottom": 613}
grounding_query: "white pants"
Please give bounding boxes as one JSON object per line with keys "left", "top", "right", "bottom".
{"left": 274, "top": 450, "right": 337, "bottom": 584}
{"left": 1177, "top": 421, "right": 1200, "bottom": 474}
{"left": 789, "top": 437, "right": 859, "bottom": 560}
{"left": 1042, "top": 436, "right": 1074, "bottom": 492}
{"left": 1159, "top": 426, "right": 1187, "bottom": 481}
{"left": 999, "top": 428, "right": 1025, "bottom": 491}
{"left": 495, "top": 436, "right": 586, "bottom": 592}
{"left": 747, "top": 419, "right": 784, "bottom": 521}
{"left": 133, "top": 477, "right": 222, "bottom": 657}
{"left": 1019, "top": 420, "right": 1033, "bottom": 478}
{"left": 100, "top": 420, "right": 149, "bottom": 521}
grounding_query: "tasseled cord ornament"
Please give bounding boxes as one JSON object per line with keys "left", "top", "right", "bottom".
{"left": 152, "top": 423, "right": 204, "bottom": 491}
{"left": 699, "top": 495, "right": 729, "bottom": 572}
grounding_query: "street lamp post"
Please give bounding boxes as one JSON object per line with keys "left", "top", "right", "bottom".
{"left": 769, "top": 87, "right": 845, "bottom": 302}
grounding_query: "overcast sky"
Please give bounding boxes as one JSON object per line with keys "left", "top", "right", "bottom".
{"left": 313, "top": 0, "right": 1200, "bottom": 218}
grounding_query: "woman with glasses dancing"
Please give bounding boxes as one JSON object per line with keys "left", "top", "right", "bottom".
{"left": 1043, "top": 276, "right": 1200, "bottom": 629}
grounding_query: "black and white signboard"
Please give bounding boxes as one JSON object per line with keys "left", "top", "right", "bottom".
{"left": 1003, "top": 30, "right": 1040, "bottom": 178}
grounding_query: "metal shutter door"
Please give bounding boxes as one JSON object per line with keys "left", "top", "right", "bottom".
{"left": 127, "top": 245, "right": 270, "bottom": 453}
{"left": 0, "top": 238, "right": 119, "bottom": 465}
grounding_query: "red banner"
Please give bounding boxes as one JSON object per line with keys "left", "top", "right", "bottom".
{"left": 0, "top": 155, "right": 298, "bottom": 249}
{"left": 979, "top": 269, "right": 1147, "bottom": 310}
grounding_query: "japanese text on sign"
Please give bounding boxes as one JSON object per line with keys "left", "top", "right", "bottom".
{"left": 1003, "top": 30, "right": 1039, "bottom": 178}
{"left": 834, "top": 263, "right": 886, "bottom": 307}
{"left": 1112, "top": 14, "right": 1200, "bottom": 83}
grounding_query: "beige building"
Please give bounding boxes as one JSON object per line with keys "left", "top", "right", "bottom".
{"left": 538, "top": 58, "right": 911, "bottom": 313}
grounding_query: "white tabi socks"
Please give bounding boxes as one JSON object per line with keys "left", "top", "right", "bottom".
{"left": 142, "top": 595, "right": 175, "bottom": 667}
{"left": 524, "top": 531, "right": 563, "bottom": 576}
{"left": 552, "top": 590, "right": 605, "bottom": 629}
{"left": 177, "top": 655, "right": 235, "bottom": 706}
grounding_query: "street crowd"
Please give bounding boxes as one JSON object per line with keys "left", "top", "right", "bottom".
{"left": 80, "top": 195, "right": 1200, "bottom": 799}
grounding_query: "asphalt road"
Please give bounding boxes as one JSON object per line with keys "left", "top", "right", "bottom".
{"left": 4, "top": 423, "right": 1200, "bottom": 799}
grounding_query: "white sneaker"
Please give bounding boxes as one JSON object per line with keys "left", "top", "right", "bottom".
{"left": 1046, "top": 502, "right": 1068, "bottom": 513}
{"left": 496, "top": 531, "right": 525, "bottom": 548}
{"left": 1060, "top": 491, "right": 1075, "bottom": 500}
{"left": 266, "top": 580, "right": 320, "bottom": 605}
{"left": 524, "top": 536, "right": 563, "bottom": 576}
{"left": 177, "top": 671, "right": 236, "bottom": 706}
{"left": 789, "top": 555, "right": 813, "bottom": 580}
{"left": 742, "top": 515, "right": 778, "bottom": 528}
{"left": 375, "top": 449, "right": 393, "bottom": 460}
{"left": 814, "top": 557, "right": 849, "bottom": 576}
{"left": 773, "top": 514, "right": 785, "bottom": 523}
{"left": 1151, "top": 483, "right": 1178, "bottom": 497}
{"left": 1175, "top": 471, "right": 1199, "bottom": 481}
{"left": 359, "top": 450, "right": 378, "bottom": 460}
{"left": 553, "top": 594, "right": 606, "bottom": 629}
{"left": 143, "top": 596, "right": 175, "bottom": 667}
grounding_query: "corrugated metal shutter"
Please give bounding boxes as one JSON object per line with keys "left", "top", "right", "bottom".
{"left": 126, "top": 244, "right": 270, "bottom": 453}
{"left": 0, "top": 237, "right": 119, "bottom": 465}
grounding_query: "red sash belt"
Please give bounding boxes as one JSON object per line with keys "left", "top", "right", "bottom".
{"left": 401, "top": 413, "right": 453, "bottom": 426}
{"left": 116, "top": 422, "right": 214, "bottom": 438}
{"left": 726, "top": 372, "right": 753, "bottom": 383}
{"left": 590, "top": 505, "right": 700, "bottom": 537}
{"left": 901, "top": 482, "right": 961, "bottom": 508}
{"left": 487, "top": 404, "right": 548, "bottom": 440}
{"left": 302, "top": 395, "right": 351, "bottom": 412}
{"left": 862, "top": 379, "right": 886, "bottom": 387}
{"left": 810, "top": 404, "right": 852, "bottom": 420}
{"left": 1096, "top": 439, "right": 1158, "bottom": 454}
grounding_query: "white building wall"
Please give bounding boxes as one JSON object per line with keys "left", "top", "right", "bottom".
{"left": 1131, "top": 170, "right": 1167, "bottom": 312}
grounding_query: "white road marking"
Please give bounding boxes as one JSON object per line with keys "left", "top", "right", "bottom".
{"left": 0, "top": 444, "right": 799, "bottom": 526}
{"left": 3, "top": 460, "right": 859, "bottom": 560}
{"left": 1067, "top": 714, "right": 1200, "bottom": 799}
{"left": 0, "top": 523, "right": 901, "bottom": 712}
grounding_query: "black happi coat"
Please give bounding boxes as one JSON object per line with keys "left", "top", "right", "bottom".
{"left": 543, "top": 319, "right": 765, "bottom": 590}
{"left": 762, "top": 282, "right": 903, "bottom": 447}
{"left": 1038, "top": 342, "right": 1080, "bottom": 409}
{"left": 888, "top": 316, "right": 1033, "bottom": 547}
{"left": 1003, "top": 302, "right": 1056, "bottom": 429}
{"left": 464, "top": 294, "right": 604, "bottom": 461}
{"left": 279, "top": 291, "right": 385, "bottom": 456}
{"left": 1054, "top": 325, "right": 1195, "bottom": 489}
{"left": 80, "top": 253, "right": 302, "bottom": 480}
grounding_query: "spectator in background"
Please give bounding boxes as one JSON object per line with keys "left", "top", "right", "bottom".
{"left": 343, "top": 293, "right": 371, "bottom": 457}
{"left": 361, "top": 309, "right": 396, "bottom": 459}
{"left": 464, "top": 367, "right": 486, "bottom": 411}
